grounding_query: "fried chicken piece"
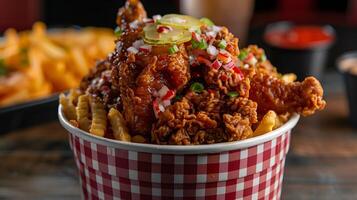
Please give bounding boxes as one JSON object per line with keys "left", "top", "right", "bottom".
{"left": 116, "top": 0, "right": 147, "bottom": 26}
{"left": 250, "top": 73, "right": 326, "bottom": 116}
{"left": 223, "top": 113, "right": 253, "bottom": 141}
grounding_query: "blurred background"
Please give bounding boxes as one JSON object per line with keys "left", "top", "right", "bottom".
{"left": 1, "top": 0, "right": 357, "bottom": 70}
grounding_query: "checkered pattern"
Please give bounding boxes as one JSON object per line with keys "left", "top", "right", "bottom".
{"left": 68, "top": 131, "right": 291, "bottom": 200}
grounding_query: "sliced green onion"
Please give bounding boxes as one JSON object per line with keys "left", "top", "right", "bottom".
{"left": 168, "top": 45, "right": 179, "bottom": 54}
{"left": 200, "top": 17, "right": 214, "bottom": 26}
{"left": 174, "top": 94, "right": 183, "bottom": 101}
{"left": 114, "top": 26, "right": 123, "bottom": 37}
{"left": 198, "top": 39, "right": 208, "bottom": 50}
{"left": 260, "top": 54, "right": 267, "bottom": 62}
{"left": 0, "top": 59, "right": 8, "bottom": 76}
{"left": 227, "top": 91, "right": 239, "bottom": 98}
{"left": 191, "top": 39, "right": 208, "bottom": 50}
{"left": 238, "top": 50, "right": 248, "bottom": 61}
{"left": 191, "top": 40, "right": 200, "bottom": 49}
{"left": 218, "top": 40, "right": 227, "bottom": 49}
{"left": 190, "top": 82, "right": 204, "bottom": 93}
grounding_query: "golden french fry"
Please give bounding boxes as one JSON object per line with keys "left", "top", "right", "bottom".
{"left": 32, "top": 22, "right": 46, "bottom": 39}
{"left": 68, "top": 89, "right": 81, "bottom": 106}
{"left": 253, "top": 110, "right": 277, "bottom": 136}
{"left": 89, "top": 97, "right": 107, "bottom": 137}
{"left": 70, "top": 48, "right": 89, "bottom": 76}
{"left": 108, "top": 108, "right": 131, "bottom": 142}
{"left": 131, "top": 135, "right": 146, "bottom": 143}
{"left": 60, "top": 93, "right": 77, "bottom": 121}
{"left": 0, "top": 22, "right": 115, "bottom": 107}
{"left": 0, "top": 89, "right": 29, "bottom": 106}
{"left": 76, "top": 95, "right": 91, "bottom": 131}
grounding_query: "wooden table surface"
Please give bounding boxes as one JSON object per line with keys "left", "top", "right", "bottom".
{"left": 0, "top": 74, "right": 357, "bottom": 200}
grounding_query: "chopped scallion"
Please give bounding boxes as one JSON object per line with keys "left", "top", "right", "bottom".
{"left": 218, "top": 40, "right": 227, "bottom": 49}
{"left": 238, "top": 50, "right": 248, "bottom": 61}
{"left": 200, "top": 17, "right": 215, "bottom": 26}
{"left": 114, "top": 26, "right": 123, "bottom": 37}
{"left": 227, "top": 91, "right": 239, "bottom": 98}
{"left": 168, "top": 45, "right": 179, "bottom": 54}
{"left": 190, "top": 82, "right": 204, "bottom": 93}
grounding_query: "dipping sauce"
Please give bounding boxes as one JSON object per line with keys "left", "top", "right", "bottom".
{"left": 264, "top": 25, "right": 335, "bottom": 49}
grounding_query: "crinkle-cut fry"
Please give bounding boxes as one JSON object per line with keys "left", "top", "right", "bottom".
{"left": 76, "top": 95, "right": 91, "bottom": 132}
{"left": 89, "top": 97, "right": 107, "bottom": 137}
{"left": 108, "top": 108, "right": 131, "bottom": 142}
{"left": 59, "top": 93, "right": 76, "bottom": 121}
{"left": 253, "top": 110, "right": 277, "bottom": 136}
{"left": 68, "top": 89, "right": 81, "bottom": 106}
{"left": 131, "top": 135, "right": 146, "bottom": 143}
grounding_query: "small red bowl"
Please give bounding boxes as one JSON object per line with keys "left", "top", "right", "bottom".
{"left": 58, "top": 106, "right": 299, "bottom": 199}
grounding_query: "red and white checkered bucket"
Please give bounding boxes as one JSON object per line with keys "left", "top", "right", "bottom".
{"left": 59, "top": 106, "right": 299, "bottom": 200}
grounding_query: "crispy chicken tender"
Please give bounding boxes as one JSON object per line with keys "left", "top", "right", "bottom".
{"left": 250, "top": 73, "right": 326, "bottom": 116}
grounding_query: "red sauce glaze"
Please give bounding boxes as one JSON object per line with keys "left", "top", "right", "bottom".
{"left": 264, "top": 25, "right": 334, "bottom": 49}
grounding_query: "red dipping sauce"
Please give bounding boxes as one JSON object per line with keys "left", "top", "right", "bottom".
{"left": 264, "top": 25, "right": 335, "bottom": 49}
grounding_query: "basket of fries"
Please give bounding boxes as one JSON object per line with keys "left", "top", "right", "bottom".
{"left": 0, "top": 22, "right": 115, "bottom": 107}
{"left": 59, "top": 103, "right": 299, "bottom": 199}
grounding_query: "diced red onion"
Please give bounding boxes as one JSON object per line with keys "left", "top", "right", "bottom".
{"left": 158, "top": 103, "right": 165, "bottom": 112}
{"left": 211, "top": 60, "right": 222, "bottom": 70}
{"left": 162, "top": 99, "right": 171, "bottom": 107}
{"left": 212, "top": 25, "right": 222, "bottom": 32}
{"left": 162, "top": 89, "right": 175, "bottom": 100}
{"left": 158, "top": 85, "right": 170, "bottom": 98}
{"left": 206, "top": 31, "right": 217, "bottom": 38}
{"left": 207, "top": 45, "right": 218, "bottom": 56}
{"left": 245, "top": 53, "right": 258, "bottom": 65}
{"left": 139, "top": 44, "right": 152, "bottom": 53}
{"left": 153, "top": 15, "right": 162, "bottom": 22}
{"left": 127, "top": 47, "right": 139, "bottom": 54}
{"left": 132, "top": 40, "right": 144, "bottom": 49}
{"left": 223, "top": 61, "right": 235, "bottom": 70}
{"left": 192, "top": 32, "right": 201, "bottom": 42}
